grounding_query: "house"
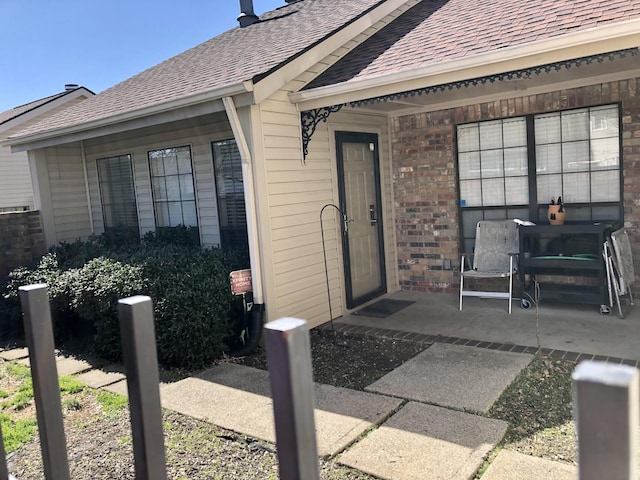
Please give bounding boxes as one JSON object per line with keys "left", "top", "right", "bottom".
{"left": 4, "top": 0, "right": 640, "bottom": 327}
{"left": 0, "top": 85, "right": 94, "bottom": 212}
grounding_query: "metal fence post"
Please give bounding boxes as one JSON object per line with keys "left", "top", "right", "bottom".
{"left": 118, "top": 296, "right": 167, "bottom": 480}
{"left": 18, "top": 284, "right": 70, "bottom": 480}
{"left": 573, "top": 360, "right": 639, "bottom": 480}
{"left": 265, "top": 317, "right": 320, "bottom": 480}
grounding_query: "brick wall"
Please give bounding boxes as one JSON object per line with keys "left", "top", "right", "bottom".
{"left": 392, "top": 77, "right": 640, "bottom": 293}
{"left": 0, "top": 211, "right": 47, "bottom": 281}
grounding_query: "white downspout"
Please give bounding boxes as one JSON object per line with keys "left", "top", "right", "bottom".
{"left": 222, "top": 96, "right": 264, "bottom": 305}
{"left": 80, "top": 140, "right": 94, "bottom": 234}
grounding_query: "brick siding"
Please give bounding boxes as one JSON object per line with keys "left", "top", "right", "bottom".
{"left": 392, "top": 77, "right": 640, "bottom": 293}
{"left": 0, "top": 211, "right": 47, "bottom": 281}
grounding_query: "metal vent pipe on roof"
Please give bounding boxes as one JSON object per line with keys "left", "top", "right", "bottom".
{"left": 64, "top": 84, "right": 79, "bottom": 91}
{"left": 238, "top": 0, "right": 259, "bottom": 27}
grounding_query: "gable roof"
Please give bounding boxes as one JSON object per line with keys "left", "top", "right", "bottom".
{"left": 0, "top": 87, "right": 95, "bottom": 136}
{"left": 305, "top": 0, "right": 640, "bottom": 90}
{"left": 0, "top": 91, "right": 68, "bottom": 126}
{"left": 10, "top": 0, "right": 388, "bottom": 141}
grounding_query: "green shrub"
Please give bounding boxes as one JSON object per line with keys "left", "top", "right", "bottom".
{"left": 145, "top": 246, "right": 236, "bottom": 368}
{"left": 1, "top": 232, "right": 249, "bottom": 369}
{"left": 142, "top": 225, "right": 200, "bottom": 247}
{"left": 1, "top": 253, "right": 70, "bottom": 340}
{"left": 67, "top": 257, "right": 148, "bottom": 360}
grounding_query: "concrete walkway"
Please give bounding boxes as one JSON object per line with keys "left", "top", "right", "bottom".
{"left": 0, "top": 340, "right": 578, "bottom": 480}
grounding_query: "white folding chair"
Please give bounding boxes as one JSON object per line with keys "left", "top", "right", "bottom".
{"left": 459, "top": 220, "right": 519, "bottom": 314}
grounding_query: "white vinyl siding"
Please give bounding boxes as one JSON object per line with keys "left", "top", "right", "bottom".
{"left": 259, "top": 88, "right": 395, "bottom": 327}
{"left": 83, "top": 112, "right": 233, "bottom": 247}
{"left": 0, "top": 146, "right": 34, "bottom": 211}
{"left": 44, "top": 143, "right": 92, "bottom": 243}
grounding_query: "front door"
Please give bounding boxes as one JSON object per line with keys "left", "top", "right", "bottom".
{"left": 336, "top": 132, "right": 386, "bottom": 308}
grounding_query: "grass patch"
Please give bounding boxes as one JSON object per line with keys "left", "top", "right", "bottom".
{"left": 0, "top": 413, "right": 37, "bottom": 453}
{"left": 6, "top": 363, "right": 31, "bottom": 380}
{"left": 58, "top": 376, "right": 86, "bottom": 395}
{"left": 96, "top": 390, "right": 128, "bottom": 415}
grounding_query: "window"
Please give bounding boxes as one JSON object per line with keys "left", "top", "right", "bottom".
{"left": 212, "top": 139, "right": 248, "bottom": 249}
{"left": 457, "top": 105, "right": 622, "bottom": 252}
{"left": 97, "top": 154, "right": 139, "bottom": 231}
{"left": 148, "top": 146, "right": 198, "bottom": 229}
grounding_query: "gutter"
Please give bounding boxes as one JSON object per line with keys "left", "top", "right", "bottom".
{"left": 290, "top": 17, "right": 640, "bottom": 109}
{"left": 222, "top": 96, "right": 264, "bottom": 306}
{"left": 4, "top": 81, "right": 254, "bottom": 148}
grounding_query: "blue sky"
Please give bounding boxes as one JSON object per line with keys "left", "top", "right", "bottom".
{"left": 0, "top": 0, "right": 283, "bottom": 112}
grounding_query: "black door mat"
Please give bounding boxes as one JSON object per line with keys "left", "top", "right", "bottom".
{"left": 352, "top": 299, "right": 415, "bottom": 318}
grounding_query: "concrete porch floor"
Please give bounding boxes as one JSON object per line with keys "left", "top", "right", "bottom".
{"left": 335, "top": 290, "right": 640, "bottom": 363}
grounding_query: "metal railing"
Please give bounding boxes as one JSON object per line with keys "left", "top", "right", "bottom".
{"left": 1, "top": 283, "right": 638, "bottom": 479}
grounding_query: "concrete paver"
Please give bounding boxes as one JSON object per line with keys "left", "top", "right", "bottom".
{"left": 75, "top": 366, "right": 125, "bottom": 388}
{"left": 366, "top": 343, "right": 533, "bottom": 413}
{"left": 55, "top": 357, "right": 92, "bottom": 376}
{"left": 160, "top": 363, "right": 403, "bottom": 457}
{"left": 0, "top": 348, "right": 29, "bottom": 361}
{"left": 102, "top": 379, "right": 128, "bottom": 396}
{"left": 481, "top": 449, "right": 576, "bottom": 480}
{"left": 338, "top": 401, "right": 508, "bottom": 480}
{"left": 13, "top": 355, "right": 92, "bottom": 376}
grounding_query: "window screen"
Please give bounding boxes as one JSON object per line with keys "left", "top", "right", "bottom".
{"left": 212, "top": 139, "right": 248, "bottom": 249}
{"left": 97, "top": 154, "right": 139, "bottom": 230}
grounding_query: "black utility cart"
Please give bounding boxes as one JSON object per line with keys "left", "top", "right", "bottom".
{"left": 518, "top": 223, "right": 614, "bottom": 315}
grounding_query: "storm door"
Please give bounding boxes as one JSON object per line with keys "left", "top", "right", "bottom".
{"left": 336, "top": 132, "right": 386, "bottom": 308}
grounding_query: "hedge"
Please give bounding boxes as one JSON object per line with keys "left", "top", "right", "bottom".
{"left": 1, "top": 229, "right": 249, "bottom": 370}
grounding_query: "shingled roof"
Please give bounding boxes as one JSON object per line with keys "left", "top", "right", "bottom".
{"left": 13, "top": 0, "right": 386, "bottom": 139}
{"left": 305, "top": 0, "right": 640, "bottom": 90}
{"left": 0, "top": 91, "right": 69, "bottom": 126}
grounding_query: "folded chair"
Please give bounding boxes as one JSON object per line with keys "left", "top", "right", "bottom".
{"left": 459, "top": 220, "right": 519, "bottom": 314}
{"left": 608, "top": 228, "right": 635, "bottom": 317}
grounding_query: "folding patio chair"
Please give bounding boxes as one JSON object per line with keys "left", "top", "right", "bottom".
{"left": 608, "top": 228, "right": 635, "bottom": 317}
{"left": 459, "top": 220, "right": 519, "bottom": 314}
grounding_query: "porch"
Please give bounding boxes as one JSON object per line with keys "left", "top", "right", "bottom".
{"left": 335, "top": 290, "right": 640, "bottom": 363}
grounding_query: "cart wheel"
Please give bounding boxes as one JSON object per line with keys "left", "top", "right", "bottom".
{"left": 520, "top": 298, "right": 531, "bottom": 310}
{"left": 599, "top": 304, "right": 612, "bottom": 316}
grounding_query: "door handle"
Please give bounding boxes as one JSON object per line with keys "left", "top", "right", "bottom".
{"left": 369, "top": 204, "right": 377, "bottom": 226}
{"left": 343, "top": 215, "right": 354, "bottom": 232}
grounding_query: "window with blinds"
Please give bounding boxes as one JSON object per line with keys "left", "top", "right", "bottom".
{"left": 212, "top": 139, "right": 248, "bottom": 249}
{"left": 97, "top": 154, "right": 139, "bottom": 231}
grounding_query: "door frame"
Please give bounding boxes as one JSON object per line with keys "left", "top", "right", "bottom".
{"left": 335, "top": 131, "right": 387, "bottom": 309}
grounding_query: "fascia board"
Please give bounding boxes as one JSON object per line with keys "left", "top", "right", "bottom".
{"left": 290, "top": 18, "right": 640, "bottom": 110}
{"left": 5, "top": 81, "right": 254, "bottom": 149}
{"left": 252, "top": 0, "right": 416, "bottom": 105}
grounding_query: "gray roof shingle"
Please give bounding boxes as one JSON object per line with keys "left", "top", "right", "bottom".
{"left": 0, "top": 92, "right": 68, "bottom": 126}
{"left": 14, "top": 0, "right": 386, "bottom": 139}
{"left": 305, "top": 0, "right": 640, "bottom": 89}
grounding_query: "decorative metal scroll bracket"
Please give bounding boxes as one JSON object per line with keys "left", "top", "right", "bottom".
{"left": 301, "top": 104, "right": 344, "bottom": 162}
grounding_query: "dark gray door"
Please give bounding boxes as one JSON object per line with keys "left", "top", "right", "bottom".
{"left": 336, "top": 132, "right": 386, "bottom": 308}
